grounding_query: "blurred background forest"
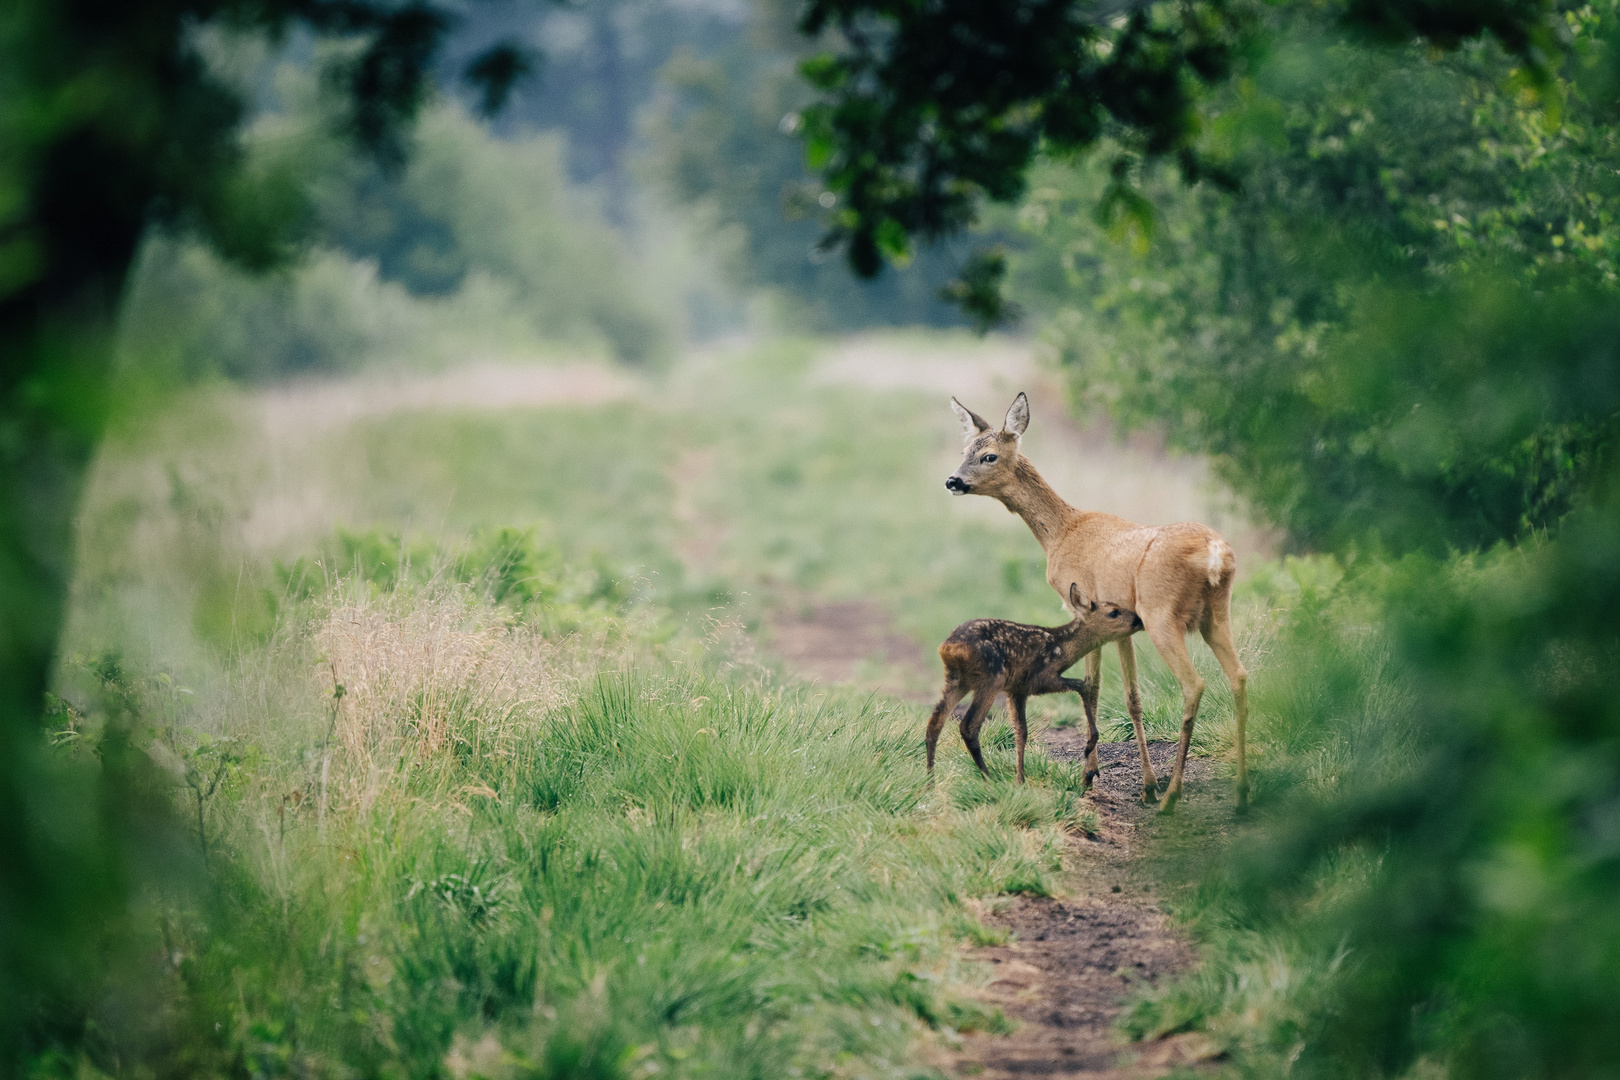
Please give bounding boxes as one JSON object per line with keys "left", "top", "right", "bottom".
{"left": 116, "top": 0, "right": 973, "bottom": 390}
{"left": 5, "top": 1, "right": 1619, "bottom": 1079}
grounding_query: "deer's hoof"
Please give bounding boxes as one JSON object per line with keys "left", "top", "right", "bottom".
{"left": 1082, "top": 769, "right": 1098, "bottom": 789}
{"left": 1140, "top": 786, "right": 1159, "bottom": 805}
{"left": 1157, "top": 789, "right": 1181, "bottom": 815}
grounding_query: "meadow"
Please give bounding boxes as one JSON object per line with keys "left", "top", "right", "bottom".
{"left": 14, "top": 4, "right": 1619, "bottom": 1077}
{"left": 53, "top": 333, "right": 1275, "bottom": 1078}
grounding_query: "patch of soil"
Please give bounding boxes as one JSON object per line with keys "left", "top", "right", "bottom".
{"left": 765, "top": 600, "right": 934, "bottom": 698}
{"left": 945, "top": 737, "right": 1235, "bottom": 1079}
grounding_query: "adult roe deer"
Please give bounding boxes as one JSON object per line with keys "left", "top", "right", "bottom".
{"left": 926, "top": 582, "right": 1144, "bottom": 783}
{"left": 944, "top": 393, "right": 1249, "bottom": 812}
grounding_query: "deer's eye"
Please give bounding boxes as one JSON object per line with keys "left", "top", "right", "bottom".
{"left": 980, "top": 454, "right": 997, "bottom": 464}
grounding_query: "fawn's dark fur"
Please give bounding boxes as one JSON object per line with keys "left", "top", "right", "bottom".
{"left": 926, "top": 583, "right": 1144, "bottom": 783}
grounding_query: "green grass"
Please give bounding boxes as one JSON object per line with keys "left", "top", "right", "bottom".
{"left": 47, "top": 577, "right": 1103, "bottom": 1077}
{"left": 55, "top": 333, "right": 1279, "bottom": 1076}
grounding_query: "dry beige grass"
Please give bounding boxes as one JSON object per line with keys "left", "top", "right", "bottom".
{"left": 313, "top": 585, "right": 568, "bottom": 815}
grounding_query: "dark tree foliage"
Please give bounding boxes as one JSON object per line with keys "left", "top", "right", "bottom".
{"left": 796, "top": 0, "right": 1560, "bottom": 309}
{"left": 796, "top": 0, "right": 1250, "bottom": 290}
{"left": 1010, "top": 6, "right": 1620, "bottom": 554}
{"left": 0, "top": 0, "right": 527, "bottom": 1067}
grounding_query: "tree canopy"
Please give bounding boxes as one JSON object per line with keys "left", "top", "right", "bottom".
{"left": 796, "top": 0, "right": 1620, "bottom": 556}
{"left": 1008, "top": 6, "right": 1620, "bottom": 553}
{"left": 796, "top": 0, "right": 1563, "bottom": 282}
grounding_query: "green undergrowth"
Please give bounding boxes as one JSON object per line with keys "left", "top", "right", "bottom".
{"left": 1113, "top": 526, "right": 1620, "bottom": 1080}
{"left": 1113, "top": 557, "right": 1411, "bottom": 1068}
{"left": 38, "top": 575, "right": 1109, "bottom": 1078}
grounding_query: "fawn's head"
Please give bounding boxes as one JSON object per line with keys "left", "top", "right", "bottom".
{"left": 1064, "top": 582, "right": 1144, "bottom": 642}
{"left": 945, "top": 393, "right": 1028, "bottom": 497}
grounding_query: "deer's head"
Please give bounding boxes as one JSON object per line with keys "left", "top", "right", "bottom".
{"left": 1065, "top": 582, "right": 1144, "bottom": 638}
{"left": 945, "top": 393, "right": 1028, "bottom": 497}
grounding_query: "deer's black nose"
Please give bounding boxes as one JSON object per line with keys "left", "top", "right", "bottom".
{"left": 945, "top": 475, "right": 970, "bottom": 494}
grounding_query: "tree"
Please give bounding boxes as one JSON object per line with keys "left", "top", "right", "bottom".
{"left": 793, "top": 0, "right": 1617, "bottom": 555}
{"left": 1008, "top": 6, "right": 1620, "bottom": 553}
{"left": 0, "top": 1, "right": 529, "bottom": 1064}
{"left": 795, "top": 0, "right": 1561, "bottom": 308}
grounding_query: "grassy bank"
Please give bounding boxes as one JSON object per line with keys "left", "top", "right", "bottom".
{"left": 45, "top": 574, "right": 1109, "bottom": 1077}
{"left": 48, "top": 334, "right": 1287, "bottom": 1076}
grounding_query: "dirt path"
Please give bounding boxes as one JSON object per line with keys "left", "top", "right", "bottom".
{"left": 943, "top": 735, "right": 1232, "bottom": 1079}
{"left": 766, "top": 599, "right": 932, "bottom": 696}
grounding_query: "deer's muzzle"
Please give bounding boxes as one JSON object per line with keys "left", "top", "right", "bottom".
{"left": 944, "top": 475, "right": 970, "bottom": 494}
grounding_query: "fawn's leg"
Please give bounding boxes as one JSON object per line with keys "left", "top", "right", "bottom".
{"left": 1053, "top": 675, "right": 1099, "bottom": 784}
{"left": 1201, "top": 611, "right": 1250, "bottom": 809}
{"left": 1143, "top": 618, "right": 1204, "bottom": 814}
{"left": 1029, "top": 667, "right": 1095, "bottom": 787}
{"left": 1080, "top": 648, "right": 1103, "bottom": 785}
{"left": 1009, "top": 693, "right": 1030, "bottom": 784}
{"left": 1117, "top": 636, "right": 1159, "bottom": 803}
{"left": 959, "top": 688, "right": 999, "bottom": 779}
{"left": 925, "top": 677, "right": 967, "bottom": 777}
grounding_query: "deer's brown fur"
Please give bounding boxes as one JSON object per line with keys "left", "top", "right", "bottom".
{"left": 945, "top": 393, "right": 1249, "bottom": 811}
{"left": 926, "top": 583, "right": 1143, "bottom": 783}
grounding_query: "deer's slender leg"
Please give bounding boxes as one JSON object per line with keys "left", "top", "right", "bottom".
{"left": 1034, "top": 667, "right": 1099, "bottom": 787}
{"left": 1009, "top": 693, "right": 1030, "bottom": 784}
{"left": 926, "top": 676, "right": 968, "bottom": 778}
{"left": 1117, "top": 636, "right": 1159, "bottom": 803}
{"left": 1200, "top": 611, "right": 1249, "bottom": 809}
{"left": 1056, "top": 676, "right": 1099, "bottom": 785}
{"left": 1143, "top": 619, "right": 1204, "bottom": 813}
{"left": 1080, "top": 648, "right": 1104, "bottom": 787}
{"left": 958, "top": 687, "right": 1000, "bottom": 779}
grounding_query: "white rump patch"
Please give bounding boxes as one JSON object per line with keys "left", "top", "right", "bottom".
{"left": 1206, "top": 540, "right": 1231, "bottom": 587}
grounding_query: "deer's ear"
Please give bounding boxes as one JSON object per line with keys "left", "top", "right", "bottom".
{"left": 1003, "top": 392, "right": 1030, "bottom": 438}
{"left": 1068, "top": 582, "right": 1090, "bottom": 610}
{"left": 951, "top": 397, "right": 992, "bottom": 442}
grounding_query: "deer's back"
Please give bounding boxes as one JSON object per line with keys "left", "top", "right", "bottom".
{"left": 940, "top": 619, "right": 1060, "bottom": 683}
{"left": 1049, "top": 514, "right": 1233, "bottom": 628}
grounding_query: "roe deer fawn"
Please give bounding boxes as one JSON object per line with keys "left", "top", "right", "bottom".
{"left": 945, "top": 393, "right": 1249, "bottom": 812}
{"left": 926, "top": 583, "right": 1144, "bottom": 783}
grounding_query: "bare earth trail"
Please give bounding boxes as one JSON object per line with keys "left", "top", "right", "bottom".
{"left": 943, "top": 735, "right": 1231, "bottom": 1079}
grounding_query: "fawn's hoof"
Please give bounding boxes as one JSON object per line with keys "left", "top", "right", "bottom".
{"left": 1157, "top": 788, "right": 1181, "bottom": 815}
{"left": 1140, "top": 786, "right": 1159, "bottom": 805}
{"left": 1082, "top": 769, "right": 1098, "bottom": 789}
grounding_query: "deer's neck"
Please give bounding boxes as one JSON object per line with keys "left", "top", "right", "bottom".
{"left": 995, "top": 456, "right": 1077, "bottom": 551}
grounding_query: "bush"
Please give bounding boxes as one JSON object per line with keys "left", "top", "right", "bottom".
{"left": 1126, "top": 501, "right": 1620, "bottom": 1080}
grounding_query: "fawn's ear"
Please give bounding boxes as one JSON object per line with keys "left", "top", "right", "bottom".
{"left": 1003, "top": 392, "right": 1030, "bottom": 438}
{"left": 1069, "top": 581, "right": 1095, "bottom": 612}
{"left": 951, "top": 397, "right": 992, "bottom": 442}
